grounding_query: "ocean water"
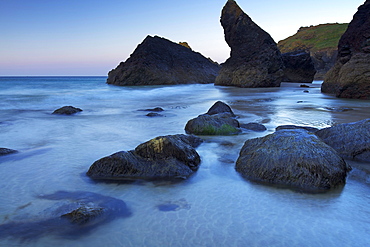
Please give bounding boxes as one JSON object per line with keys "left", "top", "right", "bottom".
{"left": 0, "top": 77, "right": 369, "bottom": 247}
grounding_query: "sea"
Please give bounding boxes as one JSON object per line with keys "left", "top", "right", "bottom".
{"left": 0, "top": 76, "right": 369, "bottom": 247}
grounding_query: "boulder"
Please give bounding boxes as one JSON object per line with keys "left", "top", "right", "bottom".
{"left": 52, "top": 106, "right": 82, "bottom": 115}
{"left": 322, "top": 1, "right": 370, "bottom": 99}
{"left": 206, "top": 101, "right": 236, "bottom": 117}
{"left": 315, "top": 118, "right": 370, "bottom": 162}
{"left": 107, "top": 35, "right": 220, "bottom": 86}
{"left": 185, "top": 101, "right": 240, "bottom": 135}
{"left": 0, "top": 148, "right": 18, "bottom": 156}
{"left": 240, "top": 122, "right": 267, "bottom": 132}
{"left": 281, "top": 51, "right": 316, "bottom": 83}
{"left": 215, "top": 0, "right": 284, "bottom": 87}
{"left": 236, "top": 129, "right": 351, "bottom": 192}
{"left": 87, "top": 134, "right": 203, "bottom": 181}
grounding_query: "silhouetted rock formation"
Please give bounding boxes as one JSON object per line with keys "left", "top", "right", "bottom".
{"left": 322, "top": 0, "right": 370, "bottom": 99}
{"left": 87, "top": 134, "right": 203, "bottom": 181}
{"left": 215, "top": 0, "right": 284, "bottom": 87}
{"left": 107, "top": 36, "right": 220, "bottom": 86}
{"left": 281, "top": 51, "right": 316, "bottom": 83}
{"left": 236, "top": 129, "right": 351, "bottom": 192}
{"left": 316, "top": 118, "right": 370, "bottom": 162}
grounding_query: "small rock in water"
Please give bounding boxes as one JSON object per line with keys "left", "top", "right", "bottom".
{"left": 240, "top": 122, "right": 267, "bottom": 132}
{"left": 0, "top": 148, "right": 18, "bottom": 156}
{"left": 146, "top": 112, "right": 164, "bottom": 117}
{"left": 52, "top": 106, "right": 82, "bottom": 115}
{"left": 139, "top": 107, "right": 164, "bottom": 112}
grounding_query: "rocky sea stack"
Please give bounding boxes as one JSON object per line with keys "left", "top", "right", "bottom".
{"left": 107, "top": 36, "right": 220, "bottom": 86}
{"left": 215, "top": 0, "right": 284, "bottom": 87}
{"left": 236, "top": 129, "right": 351, "bottom": 192}
{"left": 322, "top": 0, "right": 370, "bottom": 99}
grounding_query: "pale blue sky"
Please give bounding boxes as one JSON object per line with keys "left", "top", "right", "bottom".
{"left": 0, "top": 0, "right": 364, "bottom": 76}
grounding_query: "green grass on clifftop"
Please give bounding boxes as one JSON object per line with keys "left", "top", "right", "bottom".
{"left": 278, "top": 23, "right": 348, "bottom": 53}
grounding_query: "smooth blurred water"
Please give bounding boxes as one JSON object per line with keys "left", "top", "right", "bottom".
{"left": 0, "top": 77, "right": 369, "bottom": 247}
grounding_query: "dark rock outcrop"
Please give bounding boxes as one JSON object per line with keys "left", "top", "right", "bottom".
{"left": 215, "top": 0, "right": 284, "bottom": 87}
{"left": 315, "top": 118, "right": 370, "bottom": 162}
{"left": 87, "top": 134, "right": 203, "bottom": 181}
{"left": 185, "top": 101, "right": 240, "bottom": 135}
{"left": 278, "top": 23, "right": 348, "bottom": 80}
{"left": 107, "top": 35, "right": 220, "bottom": 86}
{"left": 52, "top": 106, "right": 82, "bottom": 115}
{"left": 0, "top": 148, "right": 18, "bottom": 156}
{"left": 322, "top": 1, "right": 370, "bottom": 99}
{"left": 236, "top": 129, "right": 351, "bottom": 192}
{"left": 281, "top": 51, "right": 316, "bottom": 83}
{"left": 0, "top": 191, "right": 130, "bottom": 240}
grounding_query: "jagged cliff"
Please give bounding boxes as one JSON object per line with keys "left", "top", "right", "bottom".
{"left": 322, "top": 0, "right": 370, "bottom": 99}
{"left": 215, "top": 0, "right": 284, "bottom": 87}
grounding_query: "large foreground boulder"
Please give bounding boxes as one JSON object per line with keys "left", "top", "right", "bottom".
{"left": 215, "top": 0, "right": 284, "bottom": 87}
{"left": 236, "top": 129, "right": 351, "bottom": 192}
{"left": 87, "top": 134, "right": 203, "bottom": 181}
{"left": 315, "top": 118, "right": 370, "bottom": 162}
{"left": 107, "top": 35, "right": 220, "bottom": 86}
{"left": 281, "top": 51, "right": 316, "bottom": 83}
{"left": 185, "top": 101, "right": 240, "bottom": 135}
{"left": 322, "top": 0, "right": 370, "bottom": 99}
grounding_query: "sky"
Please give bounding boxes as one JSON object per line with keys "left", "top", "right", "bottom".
{"left": 0, "top": 0, "right": 365, "bottom": 76}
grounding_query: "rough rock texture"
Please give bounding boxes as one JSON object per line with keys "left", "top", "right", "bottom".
{"left": 236, "top": 129, "right": 351, "bottom": 192}
{"left": 52, "top": 106, "right": 82, "bottom": 115}
{"left": 107, "top": 35, "right": 220, "bottom": 86}
{"left": 0, "top": 148, "right": 18, "bottom": 156}
{"left": 185, "top": 101, "right": 240, "bottom": 135}
{"left": 322, "top": 1, "right": 370, "bottom": 99}
{"left": 215, "top": 0, "right": 284, "bottom": 87}
{"left": 87, "top": 134, "right": 203, "bottom": 181}
{"left": 315, "top": 118, "right": 370, "bottom": 162}
{"left": 281, "top": 51, "right": 316, "bottom": 83}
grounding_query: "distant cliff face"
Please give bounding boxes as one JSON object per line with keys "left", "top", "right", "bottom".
{"left": 215, "top": 0, "right": 284, "bottom": 87}
{"left": 278, "top": 23, "right": 348, "bottom": 80}
{"left": 107, "top": 36, "right": 220, "bottom": 86}
{"left": 322, "top": 0, "right": 370, "bottom": 99}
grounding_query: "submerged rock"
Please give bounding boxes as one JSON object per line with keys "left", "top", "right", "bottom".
{"left": 215, "top": 0, "right": 284, "bottom": 87}
{"left": 315, "top": 118, "right": 370, "bottom": 162}
{"left": 52, "top": 106, "right": 82, "bottom": 115}
{"left": 0, "top": 148, "right": 18, "bottom": 156}
{"left": 281, "top": 51, "right": 316, "bottom": 83}
{"left": 276, "top": 125, "right": 319, "bottom": 133}
{"left": 236, "top": 129, "right": 351, "bottom": 192}
{"left": 185, "top": 101, "right": 240, "bottom": 135}
{"left": 107, "top": 35, "right": 220, "bottom": 86}
{"left": 322, "top": 1, "right": 370, "bottom": 99}
{"left": 87, "top": 134, "right": 203, "bottom": 181}
{"left": 0, "top": 191, "right": 130, "bottom": 241}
